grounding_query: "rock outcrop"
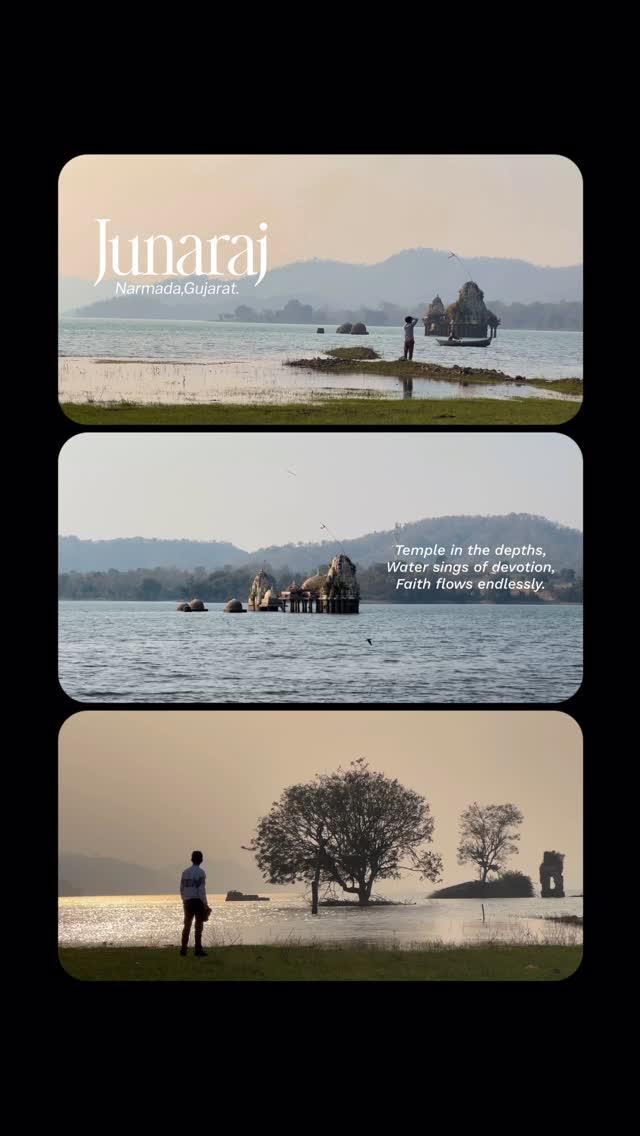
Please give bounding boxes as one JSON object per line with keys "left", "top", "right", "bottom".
{"left": 177, "top": 602, "right": 192, "bottom": 611}
{"left": 189, "top": 598, "right": 208, "bottom": 611}
{"left": 350, "top": 322, "right": 368, "bottom": 335}
{"left": 336, "top": 322, "right": 353, "bottom": 333}
{"left": 225, "top": 890, "right": 270, "bottom": 902}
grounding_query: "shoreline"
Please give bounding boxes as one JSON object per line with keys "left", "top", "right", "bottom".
{"left": 59, "top": 943, "right": 582, "bottom": 982}
{"left": 61, "top": 396, "right": 581, "bottom": 427}
{"left": 58, "top": 351, "right": 583, "bottom": 395}
{"left": 58, "top": 345, "right": 582, "bottom": 424}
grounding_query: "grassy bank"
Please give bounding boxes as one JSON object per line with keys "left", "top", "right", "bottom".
{"left": 59, "top": 943, "right": 582, "bottom": 982}
{"left": 287, "top": 349, "right": 583, "bottom": 398}
{"left": 61, "top": 396, "right": 579, "bottom": 427}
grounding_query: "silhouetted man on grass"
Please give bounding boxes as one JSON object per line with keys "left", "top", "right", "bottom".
{"left": 180, "top": 850, "right": 209, "bottom": 957}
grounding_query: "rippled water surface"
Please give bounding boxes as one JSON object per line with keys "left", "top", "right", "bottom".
{"left": 58, "top": 892, "right": 583, "bottom": 948}
{"left": 58, "top": 320, "right": 582, "bottom": 404}
{"left": 58, "top": 601, "right": 582, "bottom": 703}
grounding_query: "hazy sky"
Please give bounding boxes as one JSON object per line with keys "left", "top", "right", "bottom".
{"left": 59, "top": 154, "right": 583, "bottom": 278}
{"left": 59, "top": 433, "right": 582, "bottom": 547}
{"left": 59, "top": 711, "right": 583, "bottom": 889}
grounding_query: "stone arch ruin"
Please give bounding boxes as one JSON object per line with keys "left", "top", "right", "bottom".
{"left": 539, "top": 850, "right": 565, "bottom": 898}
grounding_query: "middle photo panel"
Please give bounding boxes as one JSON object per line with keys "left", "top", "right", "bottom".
{"left": 58, "top": 432, "right": 582, "bottom": 705}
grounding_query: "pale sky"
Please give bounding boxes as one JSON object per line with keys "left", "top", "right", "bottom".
{"left": 59, "top": 154, "right": 583, "bottom": 278}
{"left": 58, "top": 433, "right": 582, "bottom": 547}
{"left": 59, "top": 711, "right": 583, "bottom": 889}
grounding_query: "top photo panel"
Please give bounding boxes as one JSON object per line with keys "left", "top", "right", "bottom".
{"left": 58, "top": 154, "right": 583, "bottom": 428}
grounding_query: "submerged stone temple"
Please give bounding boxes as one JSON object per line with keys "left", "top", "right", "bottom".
{"left": 423, "top": 295, "right": 449, "bottom": 336}
{"left": 423, "top": 282, "right": 500, "bottom": 339}
{"left": 284, "top": 553, "right": 360, "bottom": 614}
{"left": 247, "top": 569, "right": 282, "bottom": 612}
{"left": 247, "top": 553, "right": 360, "bottom": 615}
{"left": 540, "top": 850, "right": 565, "bottom": 898}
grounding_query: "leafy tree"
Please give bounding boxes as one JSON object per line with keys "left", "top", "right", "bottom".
{"left": 457, "top": 802, "right": 524, "bottom": 883}
{"left": 247, "top": 758, "right": 443, "bottom": 912}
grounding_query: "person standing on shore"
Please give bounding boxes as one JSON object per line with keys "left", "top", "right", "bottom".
{"left": 180, "top": 849, "right": 209, "bottom": 957}
{"left": 403, "top": 316, "right": 418, "bottom": 360}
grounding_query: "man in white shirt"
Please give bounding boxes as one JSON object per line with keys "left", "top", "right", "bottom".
{"left": 403, "top": 316, "right": 418, "bottom": 360}
{"left": 180, "top": 849, "right": 209, "bottom": 957}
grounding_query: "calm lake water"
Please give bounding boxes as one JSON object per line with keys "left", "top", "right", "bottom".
{"left": 58, "top": 892, "right": 584, "bottom": 949}
{"left": 58, "top": 319, "right": 582, "bottom": 405}
{"left": 58, "top": 601, "right": 582, "bottom": 704}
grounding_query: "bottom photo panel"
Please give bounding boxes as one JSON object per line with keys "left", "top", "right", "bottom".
{"left": 59, "top": 710, "right": 583, "bottom": 983}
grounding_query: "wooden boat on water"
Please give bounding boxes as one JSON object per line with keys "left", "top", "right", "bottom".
{"left": 436, "top": 337, "right": 491, "bottom": 348}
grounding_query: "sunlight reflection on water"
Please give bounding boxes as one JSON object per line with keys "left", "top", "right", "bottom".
{"left": 58, "top": 893, "right": 583, "bottom": 949}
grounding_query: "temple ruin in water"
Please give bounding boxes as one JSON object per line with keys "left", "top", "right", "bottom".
{"left": 247, "top": 568, "right": 282, "bottom": 612}
{"left": 539, "top": 850, "right": 565, "bottom": 898}
{"left": 246, "top": 554, "right": 360, "bottom": 614}
{"left": 423, "top": 281, "right": 500, "bottom": 339}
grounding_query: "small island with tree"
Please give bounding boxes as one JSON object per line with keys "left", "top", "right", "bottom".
{"left": 431, "top": 802, "right": 534, "bottom": 898}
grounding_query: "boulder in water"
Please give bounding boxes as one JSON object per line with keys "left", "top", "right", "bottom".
{"left": 351, "top": 322, "right": 368, "bottom": 335}
{"left": 177, "top": 602, "right": 192, "bottom": 612}
{"left": 336, "top": 322, "right": 352, "bottom": 333}
{"left": 316, "top": 327, "right": 325, "bottom": 334}
{"left": 189, "top": 598, "right": 208, "bottom": 612}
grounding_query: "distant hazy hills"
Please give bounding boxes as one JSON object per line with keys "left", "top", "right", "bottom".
{"left": 60, "top": 536, "right": 246, "bottom": 572}
{"left": 59, "top": 514, "right": 583, "bottom": 575}
{"left": 60, "top": 248, "right": 583, "bottom": 317}
{"left": 59, "top": 852, "right": 270, "bottom": 896}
